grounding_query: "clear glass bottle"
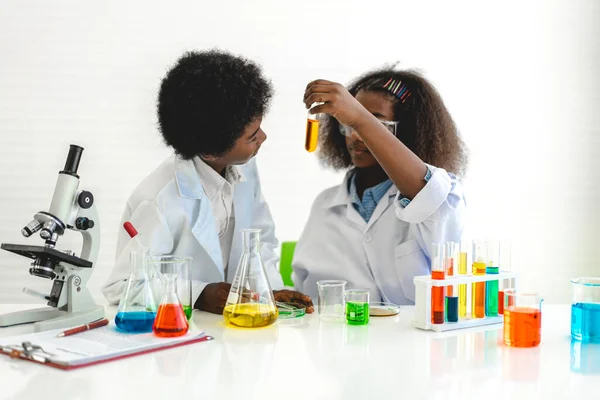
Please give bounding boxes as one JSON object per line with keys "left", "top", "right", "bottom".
{"left": 223, "top": 229, "right": 278, "bottom": 328}
{"left": 115, "top": 251, "right": 158, "bottom": 333}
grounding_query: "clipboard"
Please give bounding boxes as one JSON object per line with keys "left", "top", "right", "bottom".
{"left": 0, "top": 323, "right": 214, "bottom": 371}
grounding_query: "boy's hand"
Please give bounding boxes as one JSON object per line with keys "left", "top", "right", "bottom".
{"left": 303, "top": 79, "right": 369, "bottom": 127}
{"left": 195, "top": 282, "right": 231, "bottom": 314}
{"left": 273, "top": 289, "right": 314, "bottom": 313}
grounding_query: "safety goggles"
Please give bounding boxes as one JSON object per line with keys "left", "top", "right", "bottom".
{"left": 339, "top": 119, "right": 399, "bottom": 137}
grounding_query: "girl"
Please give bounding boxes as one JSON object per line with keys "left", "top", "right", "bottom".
{"left": 292, "top": 68, "right": 468, "bottom": 305}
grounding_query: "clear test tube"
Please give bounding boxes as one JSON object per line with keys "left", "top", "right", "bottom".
{"left": 458, "top": 241, "right": 469, "bottom": 318}
{"left": 305, "top": 105, "right": 319, "bottom": 152}
{"left": 472, "top": 240, "right": 487, "bottom": 319}
{"left": 485, "top": 240, "right": 500, "bottom": 317}
{"left": 431, "top": 243, "right": 446, "bottom": 324}
{"left": 498, "top": 241, "right": 513, "bottom": 314}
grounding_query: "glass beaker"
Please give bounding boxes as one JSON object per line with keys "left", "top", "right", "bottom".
{"left": 317, "top": 280, "right": 346, "bottom": 322}
{"left": 153, "top": 270, "right": 189, "bottom": 338}
{"left": 345, "top": 289, "right": 369, "bottom": 325}
{"left": 570, "top": 277, "right": 600, "bottom": 342}
{"left": 503, "top": 291, "right": 543, "bottom": 347}
{"left": 115, "top": 251, "right": 158, "bottom": 333}
{"left": 149, "top": 255, "right": 192, "bottom": 320}
{"left": 223, "top": 229, "right": 278, "bottom": 328}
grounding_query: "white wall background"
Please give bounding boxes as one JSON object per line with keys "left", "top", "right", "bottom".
{"left": 0, "top": 0, "right": 598, "bottom": 304}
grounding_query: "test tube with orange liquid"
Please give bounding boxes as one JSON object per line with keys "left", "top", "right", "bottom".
{"left": 305, "top": 105, "right": 319, "bottom": 152}
{"left": 471, "top": 240, "right": 487, "bottom": 319}
{"left": 503, "top": 291, "right": 543, "bottom": 347}
{"left": 431, "top": 243, "right": 446, "bottom": 324}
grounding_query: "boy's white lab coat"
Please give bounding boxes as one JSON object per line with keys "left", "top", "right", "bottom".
{"left": 292, "top": 165, "right": 466, "bottom": 305}
{"left": 101, "top": 156, "right": 284, "bottom": 305}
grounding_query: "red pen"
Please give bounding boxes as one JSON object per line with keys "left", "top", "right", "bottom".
{"left": 56, "top": 319, "right": 109, "bottom": 337}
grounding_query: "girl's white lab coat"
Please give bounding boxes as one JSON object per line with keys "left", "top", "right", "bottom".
{"left": 292, "top": 164, "right": 466, "bottom": 305}
{"left": 101, "top": 156, "right": 284, "bottom": 305}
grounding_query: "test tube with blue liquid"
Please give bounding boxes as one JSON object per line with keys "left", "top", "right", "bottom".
{"left": 485, "top": 240, "right": 500, "bottom": 317}
{"left": 571, "top": 277, "right": 600, "bottom": 342}
{"left": 445, "top": 242, "right": 459, "bottom": 322}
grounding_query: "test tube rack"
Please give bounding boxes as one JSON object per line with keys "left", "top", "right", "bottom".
{"left": 413, "top": 271, "right": 517, "bottom": 332}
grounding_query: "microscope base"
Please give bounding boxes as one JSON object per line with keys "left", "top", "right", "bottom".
{"left": 0, "top": 305, "right": 105, "bottom": 332}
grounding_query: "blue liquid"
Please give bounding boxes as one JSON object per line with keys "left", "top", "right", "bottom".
{"left": 445, "top": 296, "right": 459, "bottom": 322}
{"left": 571, "top": 303, "right": 600, "bottom": 342}
{"left": 115, "top": 311, "right": 156, "bottom": 333}
{"left": 570, "top": 339, "right": 600, "bottom": 374}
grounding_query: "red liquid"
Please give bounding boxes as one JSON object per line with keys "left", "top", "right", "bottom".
{"left": 153, "top": 304, "right": 189, "bottom": 338}
{"left": 431, "top": 270, "right": 445, "bottom": 324}
{"left": 503, "top": 306, "right": 541, "bottom": 347}
{"left": 498, "top": 291, "right": 504, "bottom": 314}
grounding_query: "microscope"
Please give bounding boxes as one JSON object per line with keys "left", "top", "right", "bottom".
{"left": 0, "top": 144, "right": 104, "bottom": 332}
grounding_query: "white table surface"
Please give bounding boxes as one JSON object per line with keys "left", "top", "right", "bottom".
{"left": 0, "top": 304, "right": 598, "bottom": 400}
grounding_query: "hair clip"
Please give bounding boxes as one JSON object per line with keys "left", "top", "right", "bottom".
{"left": 382, "top": 78, "right": 412, "bottom": 103}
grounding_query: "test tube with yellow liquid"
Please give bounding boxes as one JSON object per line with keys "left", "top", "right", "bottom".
{"left": 458, "top": 241, "right": 468, "bottom": 318}
{"left": 305, "top": 103, "right": 320, "bottom": 152}
{"left": 472, "top": 240, "right": 487, "bottom": 318}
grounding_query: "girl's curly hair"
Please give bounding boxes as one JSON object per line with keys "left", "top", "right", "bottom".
{"left": 318, "top": 68, "right": 468, "bottom": 177}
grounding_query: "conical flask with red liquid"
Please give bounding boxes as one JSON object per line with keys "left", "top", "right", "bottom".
{"left": 153, "top": 269, "right": 189, "bottom": 338}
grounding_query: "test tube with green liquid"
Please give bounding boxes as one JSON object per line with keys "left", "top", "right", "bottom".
{"left": 485, "top": 240, "right": 500, "bottom": 317}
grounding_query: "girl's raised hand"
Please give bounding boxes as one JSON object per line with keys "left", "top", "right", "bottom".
{"left": 303, "top": 79, "right": 368, "bottom": 127}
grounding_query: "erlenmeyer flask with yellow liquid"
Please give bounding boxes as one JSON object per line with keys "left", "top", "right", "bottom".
{"left": 224, "top": 229, "right": 278, "bottom": 328}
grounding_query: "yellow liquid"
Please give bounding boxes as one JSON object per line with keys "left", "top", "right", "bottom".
{"left": 305, "top": 118, "right": 319, "bottom": 152}
{"left": 459, "top": 252, "right": 467, "bottom": 317}
{"left": 223, "top": 303, "right": 278, "bottom": 328}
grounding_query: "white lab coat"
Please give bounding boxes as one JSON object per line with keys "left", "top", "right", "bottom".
{"left": 101, "top": 156, "right": 284, "bottom": 305}
{"left": 292, "top": 164, "right": 466, "bottom": 305}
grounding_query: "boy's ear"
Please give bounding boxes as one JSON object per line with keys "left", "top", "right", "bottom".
{"left": 200, "top": 154, "right": 217, "bottom": 161}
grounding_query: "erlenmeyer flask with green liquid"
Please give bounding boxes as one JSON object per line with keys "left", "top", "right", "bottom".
{"left": 224, "top": 229, "right": 278, "bottom": 328}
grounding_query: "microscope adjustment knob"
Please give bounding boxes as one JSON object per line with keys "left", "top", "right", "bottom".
{"left": 78, "top": 191, "right": 94, "bottom": 209}
{"left": 75, "top": 217, "right": 95, "bottom": 230}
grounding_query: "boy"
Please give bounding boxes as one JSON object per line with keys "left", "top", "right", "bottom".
{"left": 102, "top": 50, "right": 313, "bottom": 314}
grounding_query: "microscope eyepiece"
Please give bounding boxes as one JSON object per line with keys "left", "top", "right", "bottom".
{"left": 61, "top": 144, "right": 84, "bottom": 176}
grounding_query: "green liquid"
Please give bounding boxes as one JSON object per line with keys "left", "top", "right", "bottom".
{"left": 183, "top": 305, "right": 192, "bottom": 320}
{"left": 486, "top": 266, "right": 499, "bottom": 317}
{"left": 346, "top": 302, "right": 369, "bottom": 325}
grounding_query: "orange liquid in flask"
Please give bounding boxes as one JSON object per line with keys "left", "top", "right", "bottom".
{"left": 305, "top": 118, "right": 319, "bottom": 152}
{"left": 503, "top": 306, "right": 541, "bottom": 347}
{"left": 153, "top": 304, "right": 189, "bottom": 338}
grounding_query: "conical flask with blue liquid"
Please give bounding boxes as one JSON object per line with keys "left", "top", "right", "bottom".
{"left": 115, "top": 250, "right": 158, "bottom": 333}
